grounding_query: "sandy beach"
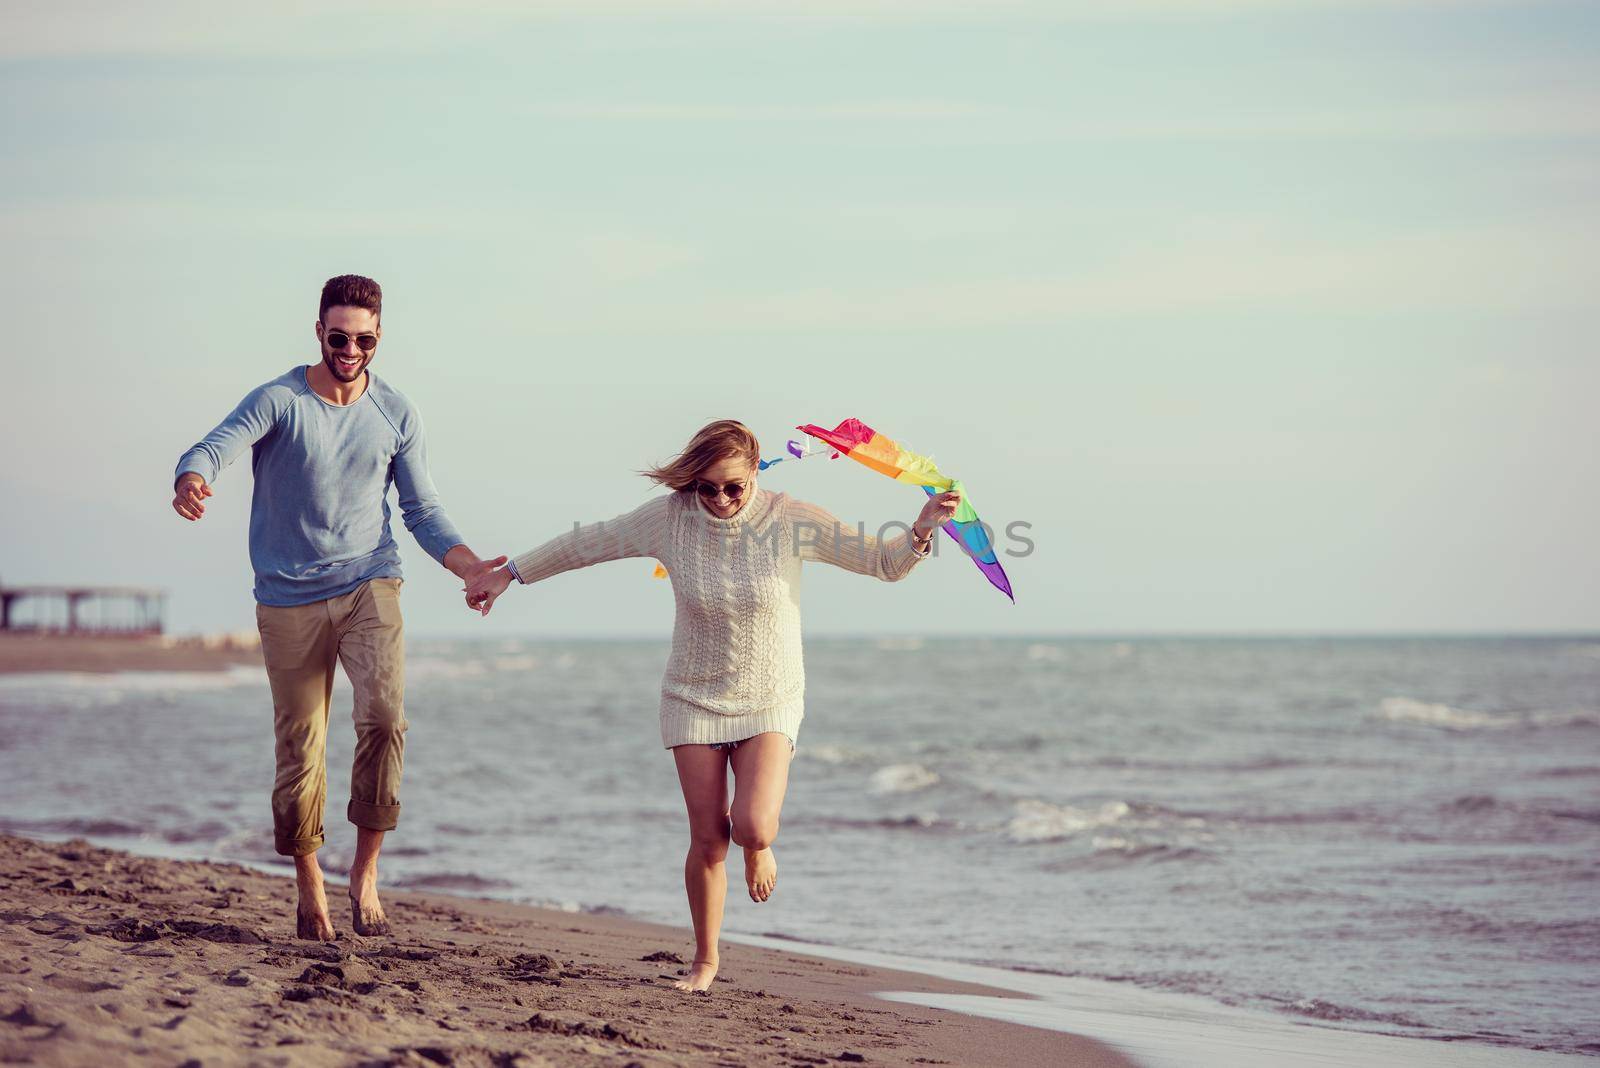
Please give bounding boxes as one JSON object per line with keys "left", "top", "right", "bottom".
{"left": 0, "top": 833, "right": 1133, "bottom": 1067}
{"left": 0, "top": 635, "right": 262, "bottom": 676}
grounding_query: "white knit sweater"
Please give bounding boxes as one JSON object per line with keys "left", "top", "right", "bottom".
{"left": 509, "top": 484, "right": 928, "bottom": 747}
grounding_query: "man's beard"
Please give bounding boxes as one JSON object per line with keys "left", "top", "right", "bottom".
{"left": 323, "top": 349, "right": 370, "bottom": 382}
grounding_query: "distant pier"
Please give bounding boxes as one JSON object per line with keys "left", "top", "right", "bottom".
{"left": 0, "top": 585, "right": 167, "bottom": 636}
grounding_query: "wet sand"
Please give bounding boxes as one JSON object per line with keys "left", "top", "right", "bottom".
{"left": 0, "top": 833, "right": 1136, "bottom": 1067}
{"left": 0, "top": 635, "right": 261, "bottom": 675}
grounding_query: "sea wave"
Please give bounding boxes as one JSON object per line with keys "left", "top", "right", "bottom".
{"left": 869, "top": 764, "right": 940, "bottom": 794}
{"left": 1066, "top": 755, "right": 1373, "bottom": 774}
{"left": 160, "top": 820, "right": 238, "bottom": 844}
{"left": 1197, "top": 805, "right": 1369, "bottom": 827}
{"left": 1431, "top": 793, "right": 1600, "bottom": 824}
{"left": 1380, "top": 904, "right": 1600, "bottom": 950}
{"left": 1006, "top": 799, "right": 1131, "bottom": 843}
{"left": 393, "top": 871, "right": 516, "bottom": 892}
{"left": 1275, "top": 996, "right": 1429, "bottom": 1028}
{"left": 0, "top": 817, "right": 147, "bottom": 838}
{"left": 1377, "top": 697, "right": 1600, "bottom": 731}
{"left": 873, "top": 637, "right": 925, "bottom": 652}
{"left": 0, "top": 664, "right": 266, "bottom": 694}
{"left": 799, "top": 744, "right": 873, "bottom": 766}
{"left": 1046, "top": 841, "right": 1218, "bottom": 870}
{"left": 405, "top": 657, "right": 490, "bottom": 680}
{"left": 1536, "top": 765, "right": 1600, "bottom": 778}
{"left": 811, "top": 813, "right": 951, "bottom": 833}
{"left": 208, "top": 826, "right": 280, "bottom": 863}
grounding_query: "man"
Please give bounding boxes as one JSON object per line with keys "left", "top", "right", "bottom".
{"left": 172, "top": 274, "right": 502, "bottom": 941}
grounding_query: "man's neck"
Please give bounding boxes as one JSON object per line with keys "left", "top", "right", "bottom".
{"left": 306, "top": 360, "right": 369, "bottom": 406}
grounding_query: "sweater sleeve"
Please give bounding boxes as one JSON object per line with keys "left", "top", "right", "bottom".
{"left": 390, "top": 411, "right": 466, "bottom": 565}
{"left": 173, "top": 381, "right": 293, "bottom": 488}
{"left": 510, "top": 494, "right": 673, "bottom": 585}
{"left": 786, "top": 497, "right": 928, "bottom": 583}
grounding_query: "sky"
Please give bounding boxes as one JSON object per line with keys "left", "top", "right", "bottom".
{"left": 1, "top": 1, "right": 1596, "bottom": 638}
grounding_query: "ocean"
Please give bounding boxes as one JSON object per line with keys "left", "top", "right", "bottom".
{"left": 1, "top": 636, "right": 1595, "bottom": 1057}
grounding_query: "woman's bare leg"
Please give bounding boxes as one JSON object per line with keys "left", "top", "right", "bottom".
{"left": 672, "top": 744, "right": 731, "bottom": 991}
{"left": 728, "top": 733, "right": 793, "bottom": 903}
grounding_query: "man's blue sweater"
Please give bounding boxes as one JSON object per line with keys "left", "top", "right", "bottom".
{"left": 176, "top": 366, "right": 464, "bottom": 606}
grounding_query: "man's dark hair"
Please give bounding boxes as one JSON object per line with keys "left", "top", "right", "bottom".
{"left": 319, "top": 274, "right": 382, "bottom": 322}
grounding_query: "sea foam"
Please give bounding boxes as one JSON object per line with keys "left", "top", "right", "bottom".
{"left": 870, "top": 763, "right": 941, "bottom": 794}
{"left": 1378, "top": 697, "right": 1600, "bottom": 732}
{"left": 1006, "top": 799, "right": 1131, "bottom": 842}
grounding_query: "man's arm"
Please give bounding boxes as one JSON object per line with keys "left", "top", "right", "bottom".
{"left": 390, "top": 416, "right": 467, "bottom": 564}
{"left": 170, "top": 384, "right": 287, "bottom": 521}
{"left": 390, "top": 419, "right": 506, "bottom": 609}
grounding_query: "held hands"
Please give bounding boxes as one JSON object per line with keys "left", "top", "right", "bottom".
{"left": 913, "top": 489, "right": 963, "bottom": 547}
{"left": 172, "top": 473, "right": 213, "bottom": 521}
{"left": 464, "top": 560, "right": 513, "bottom": 616}
{"left": 444, "top": 548, "right": 510, "bottom": 616}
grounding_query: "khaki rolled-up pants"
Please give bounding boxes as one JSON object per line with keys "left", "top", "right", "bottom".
{"left": 255, "top": 577, "right": 406, "bottom": 857}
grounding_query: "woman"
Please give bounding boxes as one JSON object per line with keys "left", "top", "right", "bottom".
{"left": 465, "top": 420, "right": 960, "bottom": 992}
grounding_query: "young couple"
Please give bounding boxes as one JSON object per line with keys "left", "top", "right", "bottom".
{"left": 174, "top": 275, "right": 959, "bottom": 991}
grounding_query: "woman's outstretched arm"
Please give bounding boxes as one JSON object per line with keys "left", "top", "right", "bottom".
{"left": 464, "top": 494, "right": 674, "bottom": 613}
{"left": 786, "top": 490, "right": 961, "bottom": 582}
{"left": 509, "top": 494, "right": 673, "bottom": 584}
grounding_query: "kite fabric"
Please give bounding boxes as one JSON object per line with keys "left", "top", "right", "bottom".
{"left": 758, "top": 439, "right": 825, "bottom": 471}
{"left": 794, "top": 418, "right": 1014, "bottom": 602}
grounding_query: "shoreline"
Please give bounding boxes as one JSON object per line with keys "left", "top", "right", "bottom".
{"left": 0, "top": 832, "right": 1136, "bottom": 1067}
{"left": 4, "top": 632, "right": 1592, "bottom": 678}
{"left": 5, "top": 832, "right": 1582, "bottom": 1068}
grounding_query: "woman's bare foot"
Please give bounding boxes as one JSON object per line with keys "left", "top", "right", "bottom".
{"left": 743, "top": 846, "right": 776, "bottom": 902}
{"left": 294, "top": 864, "right": 336, "bottom": 941}
{"left": 348, "top": 878, "right": 390, "bottom": 937}
{"left": 672, "top": 958, "right": 719, "bottom": 992}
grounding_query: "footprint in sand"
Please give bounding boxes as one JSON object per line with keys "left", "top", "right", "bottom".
{"left": 639, "top": 950, "right": 685, "bottom": 964}
{"left": 43, "top": 974, "right": 120, "bottom": 993}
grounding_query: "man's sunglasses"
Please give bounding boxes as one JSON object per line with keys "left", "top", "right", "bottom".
{"left": 325, "top": 330, "right": 379, "bottom": 353}
{"left": 695, "top": 480, "right": 747, "bottom": 501}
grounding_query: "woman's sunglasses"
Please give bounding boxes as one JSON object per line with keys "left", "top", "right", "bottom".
{"left": 694, "top": 480, "right": 747, "bottom": 501}
{"left": 325, "top": 330, "right": 379, "bottom": 353}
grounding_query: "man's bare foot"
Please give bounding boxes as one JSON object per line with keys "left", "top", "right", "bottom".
{"left": 672, "top": 958, "right": 718, "bottom": 992}
{"left": 348, "top": 878, "right": 390, "bottom": 937}
{"left": 294, "top": 865, "right": 336, "bottom": 941}
{"left": 296, "top": 908, "right": 336, "bottom": 941}
{"left": 743, "top": 846, "right": 776, "bottom": 903}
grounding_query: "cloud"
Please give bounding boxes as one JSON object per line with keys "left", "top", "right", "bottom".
{"left": 1, "top": 0, "right": 1542, "bottom": 59}
{"left": 563, "top": 216, "right": 1598, "bottom": 329}
{"left": 0, "top": 198, "right": 485, "bottom": 240}
{"left": 526, "top": 100, "right": 987, "bottom": 122}
{"left": 1024, "top": 96, "right": 1600, "bottom": 142}
{"left": 576, "top": 233, "right": 702, "bottom": 281}
{"left": 6, "top": 188, "right": 1591, "bottom": 325}
{"left": 519, "top": 93, "right": 1600, "bottom": 141}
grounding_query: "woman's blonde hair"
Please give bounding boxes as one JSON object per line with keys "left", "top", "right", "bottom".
{"left": 642, "top": 419, "right": 761, "bottom": 491}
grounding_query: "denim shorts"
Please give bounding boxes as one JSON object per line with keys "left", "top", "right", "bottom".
{"left": 708, "top": 732, "right": 795, "bottom": 754}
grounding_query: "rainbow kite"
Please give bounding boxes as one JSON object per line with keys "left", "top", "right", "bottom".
{"left": 795, "top": 418, "right": 1014, "bottom": 602}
